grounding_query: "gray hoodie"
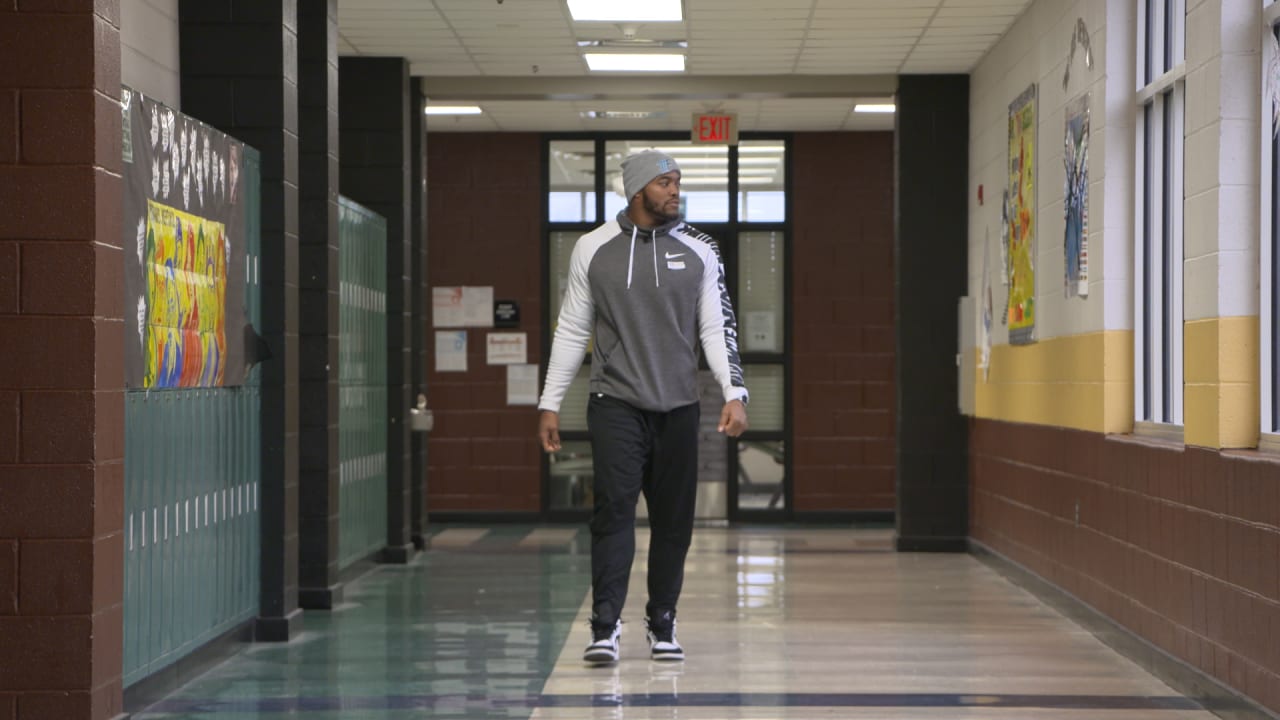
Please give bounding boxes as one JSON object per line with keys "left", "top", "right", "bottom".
{"left": 539, "top": 210, "right": 748, "bottom": 414}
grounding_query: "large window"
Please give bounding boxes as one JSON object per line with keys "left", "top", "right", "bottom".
{"left": 1134, "top": 0, "right": 1186, "bottom": 430}
{"left": 1262, "top": 1, "right": 1280, "bottom": 437}
{"left": 543, "top": 136, "right": 790, "bottom": 519}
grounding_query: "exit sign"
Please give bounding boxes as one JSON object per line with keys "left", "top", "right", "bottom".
{"left": 691, "top": 112, "right": 738, "bottom": 145}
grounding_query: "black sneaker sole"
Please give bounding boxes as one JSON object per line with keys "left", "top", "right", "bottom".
{"left": 650, "top": 651, "right": 684, "bottom": 662}
{"left": 583, "top": 648, "right": 619, "bottom": 663}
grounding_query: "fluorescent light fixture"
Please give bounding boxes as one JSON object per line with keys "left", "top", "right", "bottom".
{"left": 585, "top": 53, "right": 685, "bottom": 72}
{"left": 853, "top": 104, "right": 896, "bottom": 114}
{"left": 680, "top": 168, "right": 775, "bottom": 177}
{"left": 580, "top": 110, "right": 667, "bottom": 119}
{"left": 424, "top": 105, "right": 482, "bottom": 115}
{"left": 568, "top": 0, "right": 682, "bottom": 22}
{"left": 681, "top": 176, "right": 775, "bottom": 186}
{"left": 640, "top": 145, "right": 785, "bottom": 156}
{"left": 650, "top": 145, "right": 726, "bottom": 154}
{"left": 669, "top": 157, "right": 776, "bottom": 166}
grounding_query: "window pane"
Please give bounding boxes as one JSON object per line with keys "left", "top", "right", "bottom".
{"left": 738, "top": 231, "right": 785, "bottom": 354}
{"left": 548, "top": 440, "right": 593, "bottom": 511}
{"left": 558, "top": 366, "right": 593, "bottom": 432}
{"left": 549, "top": 141, "right": 596, "bottom": 223}
{"left": 738, "top": 440, "right": 785, "bottom": 511}
{"left": 549, "top": 231, "right": 580, "bottom": 324}
{"left": 1162, "top": 91, "right": 1174, "bottom": 422}
{"left": 605, "top": 140, "right": 729, "bottom": 223}
{"left": 1142, "top": 102, "right": 1154, "bottom": 421}
{"left": 1274, "top": 36, "right": 1280, "bottom": 430}
{"left": 741, "top": 364, "right": 784, "bottom": 431}
{"left": 549, "top": 192, "right": 596, "bottom": 223}
{"left": 737, "top": 140, "right": 786, "bottom": 222}
{"left": 1145, "top": 0, "right": 1155, "bottom": 84}
{"left": 604, "top": 186, "right": 626, "bottom": 220}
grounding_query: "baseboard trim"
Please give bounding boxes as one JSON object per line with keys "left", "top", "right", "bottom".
{"left": 122, "top": 619, "right": 254, "bottom": 716}
{"left": 380, "top": 542, "right": 415, "bottom": 564}
{"left": 896, "top": 535, "right": 967, "bottom": 552}
{"left": 338, "top": 550, "right": 382, "bottom": 585}
{"left": 970, "top": 540, "right": 1278, "bottom": 720}
{"left": 298, "top": 582, "right": 344, "bottom": 610}
{"left": 254, "top": 607, "right": 303, "bottom": 643}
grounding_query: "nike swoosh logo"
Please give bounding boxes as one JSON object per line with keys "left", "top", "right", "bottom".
{"left": 665, "top": 252, "right": 685, "bottom": 259}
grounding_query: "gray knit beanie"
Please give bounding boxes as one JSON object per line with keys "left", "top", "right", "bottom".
{"left": 621, "top": 150, "right": 680, "bottom": 200}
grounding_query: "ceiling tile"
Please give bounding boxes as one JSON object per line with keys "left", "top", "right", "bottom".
{"left": 339, "top": 0, "right": 1032, "bottom": 131}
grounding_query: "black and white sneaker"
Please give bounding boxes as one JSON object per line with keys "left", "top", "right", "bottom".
{"left": 645, "top": 611, "right": 684, "bottom": 662}
{"left": 583, "top": 618, "right": 621, "bottom": 663}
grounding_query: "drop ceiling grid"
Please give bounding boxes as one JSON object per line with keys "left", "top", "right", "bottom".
{"left": 337, "top": 0, "right": 1034, "bottom": 129}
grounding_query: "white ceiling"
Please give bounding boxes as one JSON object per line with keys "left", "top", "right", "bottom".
{"left": 337, "top": 0, "right": 1032, "bottom": 132}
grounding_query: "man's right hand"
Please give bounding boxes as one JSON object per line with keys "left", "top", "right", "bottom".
{"left": 538, "top": 410, "right": 562, "bottom": 452}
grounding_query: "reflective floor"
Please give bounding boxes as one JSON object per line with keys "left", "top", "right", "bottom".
{"left": 135, "top": 526, "right": 1214, "bottom": 719}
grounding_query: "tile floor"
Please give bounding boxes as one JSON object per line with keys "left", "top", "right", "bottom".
{"left": 133, "top": 526, "right": 1215, "bottom": 719}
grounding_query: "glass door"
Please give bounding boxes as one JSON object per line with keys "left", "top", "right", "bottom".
{"left": 542, "top": 135, "right": 791, "bottom": 522}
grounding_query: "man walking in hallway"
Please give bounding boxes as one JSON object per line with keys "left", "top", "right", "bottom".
{"left": 537, "top": 149, "right": 750, "bottom": 664}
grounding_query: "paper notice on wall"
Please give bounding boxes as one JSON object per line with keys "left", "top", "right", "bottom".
{"left": 435, "top": 330, "right": 467, "bottom": 372}
{"left": 434, "top": 286, "right": 496, "bottom": 328}
{"left": 433, "top": 286, "right": 465, "bottom": 327}
{"left": 743, "top": 311, "right": 777, "bottom": 352}
{"left": 463, "top": 286, "right": 494, "bottom": 327}
{"left": 507, "top": 364, "right": 539, "bottom": 406}
{"left": 487, "top": 332, "right": 527, "bottom": 365}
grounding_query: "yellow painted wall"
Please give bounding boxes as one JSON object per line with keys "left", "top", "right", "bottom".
{"left": 974, "top": 331, "right": 1133, "bottom": 434}
{"left": 1183, "top": 316, "right": 1259, "bottom": 448}
{"left": 974, "top": 319, "right": 1259, "bottom": 448}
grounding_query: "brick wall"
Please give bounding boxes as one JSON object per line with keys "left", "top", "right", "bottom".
{"left": 791, "top": 132, "right": 896, "bottom": 513}
{"left": 426, "top": 133, "right": 543, "bottom": 512}
{"left": 423, "top": 132, "right": 897, "bottom": 515}
{"left": 0, "top": 3, "right": 126, "bottom": 718}
{"left": 971, "top": 418, "right": 1280, "bottom": 714}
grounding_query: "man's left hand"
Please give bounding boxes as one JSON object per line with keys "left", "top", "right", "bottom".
{"left": 718, "top": 399, "right": 748, "bottom": 437}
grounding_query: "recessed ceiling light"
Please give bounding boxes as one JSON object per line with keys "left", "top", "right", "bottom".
{"left": 584, "top": 53, "right": 685, "bottom": 72}
{"left": 854, "top": 104, "right": 896, "bottom": 114}
{"left": 424, "top": 105, "right": 483, "bottom": 115}
{"left": 568, "top": 0, "right": 682, "bottom": 22}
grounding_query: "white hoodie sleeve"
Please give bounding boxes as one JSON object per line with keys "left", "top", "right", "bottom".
{"left": 538, "top": 238, "right": 596, "bottom": 413}
{"left": 697, "top": 242, "right": 749, "bottom": 405}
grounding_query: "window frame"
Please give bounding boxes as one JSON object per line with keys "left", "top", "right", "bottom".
{"left": 1133, "top": 0, "right": 1187, "bottom": 434}
{"left": 1260, "top": 0, "right": 1280, "bottom": 446}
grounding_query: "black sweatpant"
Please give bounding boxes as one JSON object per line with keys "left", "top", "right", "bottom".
{"left": 587, "top": 393, "right": 700, "bottom": 625}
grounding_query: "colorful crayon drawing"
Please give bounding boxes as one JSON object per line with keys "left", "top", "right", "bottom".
{"left": 144, "top": 199, "right": 227, "bottom": 387}
{"left": 1007, "top": 84, "right": 1037, "bottom": 344}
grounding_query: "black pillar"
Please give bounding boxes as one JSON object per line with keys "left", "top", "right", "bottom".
{"left": 297, "top": 0, "right": 342, "bottom": 609}
{"left": 338, "top": 57, "right": 414, "bottom": 563}
{"left": 894, "top": 75, "right": 970, "bottom": 552}
{"left": 181, "top": 0, "right": 303, "bottom": 638}
{"left": 409, "top": 79, "right": 429, "bottom": 549}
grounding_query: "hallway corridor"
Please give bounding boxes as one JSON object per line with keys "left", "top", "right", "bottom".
{"left": 130, "top": 527, "right": 1214, "bottom": 719}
